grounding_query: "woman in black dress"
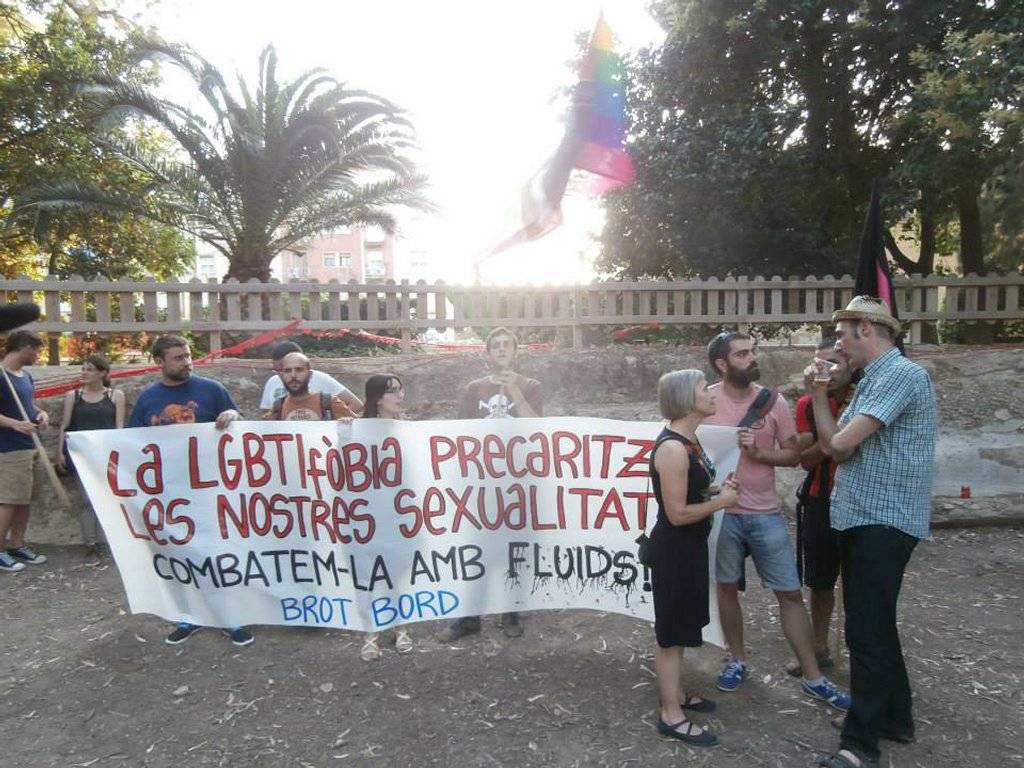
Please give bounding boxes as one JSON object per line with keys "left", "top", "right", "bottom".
{"left": 649, "top": 369, "right": 739, "bottom": 747}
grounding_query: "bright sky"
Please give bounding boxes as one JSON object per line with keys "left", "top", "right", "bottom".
{"left": 137, "top": 0, "right": 665, "bottom": 285}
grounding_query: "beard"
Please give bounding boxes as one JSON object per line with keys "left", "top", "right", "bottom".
{"left": 286, "top": 379, "right": 310, "bottom": 396}
{"left": 725, "top": 363, "right": 760, "bottom": 387}
{"left": 165, "top": 368, "right": 191, "bottom": 383}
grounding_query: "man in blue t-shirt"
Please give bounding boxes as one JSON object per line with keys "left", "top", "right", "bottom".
{"left": 129, "top": 335, "right": 253, "bottom": 647}
{"left": 0, "top": 331, "right": 49, "bottom": 573}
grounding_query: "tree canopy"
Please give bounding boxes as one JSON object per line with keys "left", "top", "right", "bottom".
{"left": 0, "top": 0, "right": 195, "bottom": 279}
{"left": 11, "top": 33, "right": 431, "bottom": 281}
{"left": 600, "top": 0, "right": 1023, "bottom": 279}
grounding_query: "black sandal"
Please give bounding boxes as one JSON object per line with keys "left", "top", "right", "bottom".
{"left": 656, "top": 718, "right": 718, "bottom": 747}
{"left": 681, "top": 694, "right": 717, "bottom": 713}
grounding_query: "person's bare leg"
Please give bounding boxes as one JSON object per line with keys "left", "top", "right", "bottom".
{"left": 716, "top": 582, "right": 746, "bottom": 661}
{"left": 810, "top": 587, "right": 835, "bottom": 655}
{"left": 6, "top": 504, "right": 30, "bottom": 548}
{"left": 776, "top": 589, "right": 821, "bottom": 679}
{"left": 0, "top": 504, "right": 14, "bottom": 549}
{"left": 654, "top": 644, "right": 685, "bottom": 725}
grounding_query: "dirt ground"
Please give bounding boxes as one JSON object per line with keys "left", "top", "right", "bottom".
{"left": 2, "top": 525, "right": 1021, "bottom": 768}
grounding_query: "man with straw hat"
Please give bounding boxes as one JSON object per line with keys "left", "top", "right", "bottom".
{"left": 804, "top": 296, "right": 937, "bottom": 768}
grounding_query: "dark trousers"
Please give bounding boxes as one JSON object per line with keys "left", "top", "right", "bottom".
{"left": 838, "top": 525, "right": 918, "bottom": 760}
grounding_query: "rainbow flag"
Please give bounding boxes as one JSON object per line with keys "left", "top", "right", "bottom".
{"left": 491, "top": 16, "right": 634, "bottom": 255}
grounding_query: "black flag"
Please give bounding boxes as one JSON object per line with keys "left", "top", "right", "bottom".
{"left": 855, "top": 183, "right": 904, "bottom": 354}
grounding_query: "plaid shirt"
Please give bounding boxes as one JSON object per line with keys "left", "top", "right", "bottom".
{"left": 831, "top": 348, "right": 937, "bottom": 539}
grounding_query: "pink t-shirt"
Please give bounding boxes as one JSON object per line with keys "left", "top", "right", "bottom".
{"left": 704, "top": 383, "right": 797, "bottom": 514}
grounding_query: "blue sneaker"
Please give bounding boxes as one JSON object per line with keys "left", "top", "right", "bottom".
{"left": 802, "top": 677, "right": 851, "bottom": 711}
{"left": 716, "top": 659, "right": 748, "bottom": 691}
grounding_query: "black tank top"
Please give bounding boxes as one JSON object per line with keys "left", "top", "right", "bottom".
{"left": 649, "top": 427, "right": 716, "bottom": 534}
{"left": 69, "top": 389, "right": 117, "bottom": 431}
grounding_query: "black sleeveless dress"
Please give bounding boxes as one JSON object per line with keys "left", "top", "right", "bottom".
{"left": 649, "top": 427, "right": 715, "bottom": 648}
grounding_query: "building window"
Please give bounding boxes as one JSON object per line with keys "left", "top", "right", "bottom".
{"left": 197, "top": 254, "right": 217, "bottom": 279}
{"left": 366, "top": 251, "right": 386, "bottom": 277}
{"left": 289, "top": 255, "right": 309, "bottom": 278}
{"left": 322, "top": 252, "right": 351, "bottom": 268}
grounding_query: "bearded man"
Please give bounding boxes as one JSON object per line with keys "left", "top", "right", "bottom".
{"left": 702, "top": 332, "right": 849, "bottom": 711}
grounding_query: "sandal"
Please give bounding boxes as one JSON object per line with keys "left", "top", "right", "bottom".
{"left": 816, "top": 750, "right": 878, "bottom": 768}
{"left": 360, "top": 634, "right": 382, "bottom": 661}
{"left": 395, "top": 628, "right": 413, "bottom": 654}
{"left": 656, "top": 718, "right": 718, "bottom": 747}
{"left": 681, "top": 694, "right": 717, "bottom": 713}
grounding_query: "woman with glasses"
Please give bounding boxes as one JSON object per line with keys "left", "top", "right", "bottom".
{"left": 648, "top": 369, "right": 740, "bottom": 747}
{"left": 357, "top": 374, "right": 413, "bottom": 660}
{"left": 56, "top": 353, "right": 126, "bottom": 562}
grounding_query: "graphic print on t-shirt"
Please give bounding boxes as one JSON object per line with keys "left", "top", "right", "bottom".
{"left": 480, "top": 391, "right": 514, "bottom": 418}
{"left": 287, "top": 406, "right": 320, "bottom": 420}
{"left": 151, "top": 401, "right": 198, "bottom": 425}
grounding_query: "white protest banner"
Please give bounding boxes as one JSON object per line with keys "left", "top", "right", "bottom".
{"left": 68, "top": 418, "right": 738, "bottom": 645}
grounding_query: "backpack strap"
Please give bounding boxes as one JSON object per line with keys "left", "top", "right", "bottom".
{"left": 270, "top": 395, "right": 286, "bottom": 420}
{"left": 320, "top": 391, "right": 333, "bottom": 420}
{"left": 737, "top": 387, "right": 779, "bottom": 428}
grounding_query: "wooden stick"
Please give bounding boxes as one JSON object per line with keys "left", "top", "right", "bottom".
{"left": 0, "top": 367, "right": 71, "bottom": 508}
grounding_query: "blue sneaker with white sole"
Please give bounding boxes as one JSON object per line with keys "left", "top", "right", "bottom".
{"left": 716, "top": 659, "right": 748, "bottom": 691}
{"left": 802, "top": 677, "right": 852, "bottom": 711}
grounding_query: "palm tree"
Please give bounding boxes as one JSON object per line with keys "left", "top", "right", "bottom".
{"left": 12, "top": 41, "right": 429, "bottom": 281}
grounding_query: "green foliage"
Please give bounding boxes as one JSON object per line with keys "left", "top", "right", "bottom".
{"left": 0, "top": 1, "right": 194, "bottom": 279}
{"left": 938, "top": 320, "right": 1024, "bottom": 344}
{"left": 10, "top": 34, "right": 432, "bottom": 282}
{"left": 604, "top": 0, "right": 1023, "bottom": 280}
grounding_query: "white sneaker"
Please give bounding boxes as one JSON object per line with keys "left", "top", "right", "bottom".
{"left": 0, "top": 552, "right": 25, "bottom": 573}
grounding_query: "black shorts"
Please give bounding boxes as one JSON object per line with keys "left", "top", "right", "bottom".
{"left": 796, "top": 494, "right": 840, "bottom": 590}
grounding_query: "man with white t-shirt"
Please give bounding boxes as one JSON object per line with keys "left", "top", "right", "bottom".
{"left": 259, "top": 341, "right": 362, "bottom": 416}
{"left": 703, "top": 331, "right": 850, "bottom": 712}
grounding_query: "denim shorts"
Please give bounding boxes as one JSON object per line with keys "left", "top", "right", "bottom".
{"left": 715, "top": 511, "right": 801, "bottom": 592}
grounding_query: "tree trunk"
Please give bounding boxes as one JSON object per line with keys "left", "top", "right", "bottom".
{"left": 224, "top": 255, "right": 273, "bottom": 322}
{"left": 919, "top": 187, "right": 936, "bottom": 275}
{"left": 956, "top": 180, "right": 994, "bottom": 342}
{"left": 918, "top": 188, "right": 939, "bottom": 343}
{"left": 47, "top": 244, "right": 60, "bottom": 365}
{"left": 957, "top": 181, "right": 985, "bottom": 276}
{"left": 224, "top": 257, "right": 272, "bottom": 283}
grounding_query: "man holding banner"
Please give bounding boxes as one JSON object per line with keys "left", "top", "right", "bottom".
{"left": 439, "top": 327, "right": 543, "bottom": 641}
{"left": 0, "top": 331, "right": 49, "bottom": 573}
{"left": 128, "top": 335, "right": 253, "bottom": 647}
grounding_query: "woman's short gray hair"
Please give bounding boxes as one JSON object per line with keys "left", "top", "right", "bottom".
{"left": 658, "top": 369, "right": 705, "bottom": 420}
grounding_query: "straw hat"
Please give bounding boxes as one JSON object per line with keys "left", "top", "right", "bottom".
{"left": 832, "top": 295, "right": 902, "bottom": 334}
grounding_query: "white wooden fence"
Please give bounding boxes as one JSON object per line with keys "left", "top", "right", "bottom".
{"left": 2, "top": 272, "right": 1021, "bottom": 355}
